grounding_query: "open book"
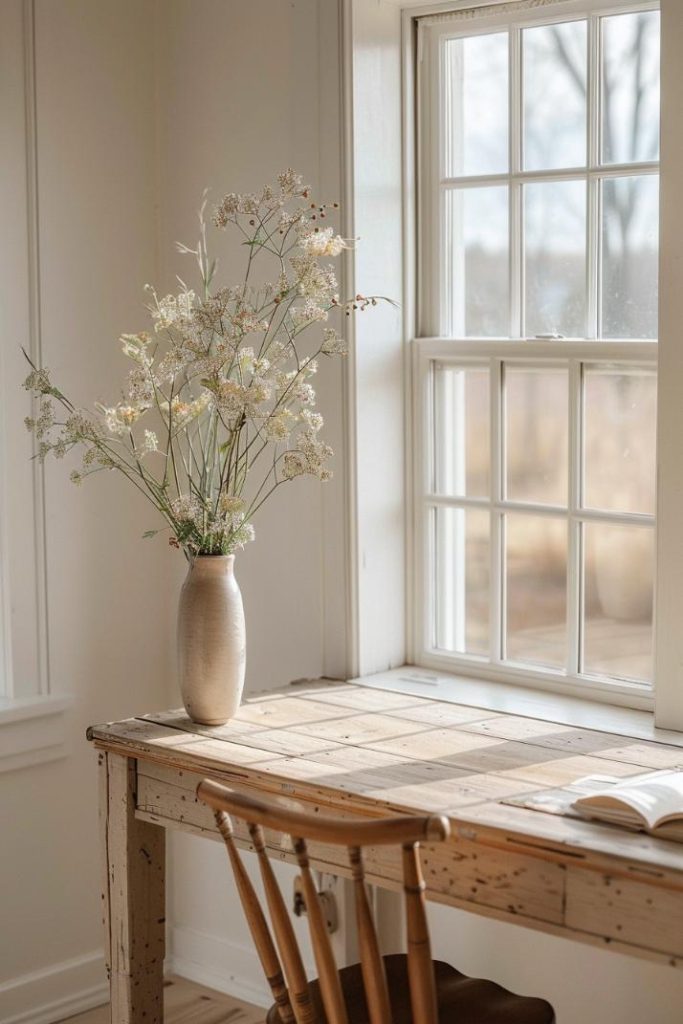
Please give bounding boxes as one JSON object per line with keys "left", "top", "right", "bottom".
{"left": 573, "top": 770, "right": 683, "bottom": 838}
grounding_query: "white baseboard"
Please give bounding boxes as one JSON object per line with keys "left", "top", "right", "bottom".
{"left": 168, "top": 925, "right": 295, "bottom": 1009}
{"left": 1, "top": 926, "right": 311, "bottom": 1022}
{"left": 0, "top": 951, "right": 107, "bottom": 1024}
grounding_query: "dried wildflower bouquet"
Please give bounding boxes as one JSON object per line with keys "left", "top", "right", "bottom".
{"left": 23, "top": 170, "right": 386, "bottom": 723}
{"left": 24, "top": 170, "right": 382, "bottom": 562}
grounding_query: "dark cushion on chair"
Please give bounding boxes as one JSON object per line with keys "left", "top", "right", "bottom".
{"left": 266, "top": 952, "right": 555, "bottom": 1023}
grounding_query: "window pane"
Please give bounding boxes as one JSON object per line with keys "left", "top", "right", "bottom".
{"left": 584, "top": 367, "right": 656, "bottom": 515}
{"left": 506, "top": 366, "right": 568, "bottom": 506}
{"left": 524, "top": 180, "right": 586, "bottom": 337}
{"left": 434, "top": 507, "right": 490, "bottom": 656}
{"left": 444, "top": 32, "right": 509, "bottom": 177}
{"left": 505, "top": 514, "right": 567, "bottom": 669}
{"left": 434, "top": 364, "right": 490, "bottom": 497}
{"left": 523, "top": 20, "right": 587, "bottom": 171}
{"left": 602, "top": 10, "right": 660, "bottom": 165}
{"left": 444, "top": 186, "right": 509, "bottom": 336}
{"left": 601, "top": 175, "right": 659, "bottom": 339}
{"left": 583, "top": 523, "right": 653, "bottom": 683}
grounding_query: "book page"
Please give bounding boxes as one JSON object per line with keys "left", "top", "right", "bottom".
{"left": 573, "top": 770, "right": 683, "bottom": 830}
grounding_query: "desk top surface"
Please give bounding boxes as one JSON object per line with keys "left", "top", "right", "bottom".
{"left": 89, "top": 679, "right": 683, "bottom": 881}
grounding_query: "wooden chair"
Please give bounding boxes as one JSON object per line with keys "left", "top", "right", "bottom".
{"left": 198, "top": 779, "right": 555, "bottom": 1024}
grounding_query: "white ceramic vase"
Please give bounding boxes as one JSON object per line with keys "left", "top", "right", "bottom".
{"left": 177, "top": 554, "right": 246, "bottom": 725}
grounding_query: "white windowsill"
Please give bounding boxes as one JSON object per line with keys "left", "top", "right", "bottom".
{"left": 0, "top": 694, "right": 73, "bottom": 771}
{"left": 351, "top": 666, "right": 683, "bottom": 746}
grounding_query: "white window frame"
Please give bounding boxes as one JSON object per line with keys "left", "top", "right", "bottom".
{"left": 412, "top": 0, "right": 660, "bottom": 708}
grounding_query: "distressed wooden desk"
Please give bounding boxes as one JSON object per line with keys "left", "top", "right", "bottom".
{"left": 88, "top": 680, "right": 683, "bottom": 1022}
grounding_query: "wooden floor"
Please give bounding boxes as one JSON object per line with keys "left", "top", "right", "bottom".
{"left": 60, "top": 976, "right": 265, "bottom": 1024}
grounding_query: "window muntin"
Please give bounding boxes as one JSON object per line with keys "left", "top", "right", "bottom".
{"left": 418, "top": 1, "right": 659, "bottom": 698}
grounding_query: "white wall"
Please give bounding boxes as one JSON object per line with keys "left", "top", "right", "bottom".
{"left": 154, "top": 0, "right": 339, "bottom": 693}
{"left": 152, "top": 0, "right": 344, "bottom": 998}
{"left": 0, "top": 1, "right": 170, "bottom": 1019}
{"left": 351, "top": 0, "right": 407, "bottom": 677}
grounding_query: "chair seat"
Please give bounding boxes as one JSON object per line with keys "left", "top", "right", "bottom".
{"left": 266, "top": 952, "right": 555, "bottom": 1024}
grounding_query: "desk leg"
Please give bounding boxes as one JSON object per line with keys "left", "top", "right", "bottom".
{"left": 99, "top": 751, "right": 166, "bottom": 1023}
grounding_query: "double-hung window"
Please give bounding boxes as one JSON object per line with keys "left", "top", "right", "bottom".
{"left": 415, "top": 0, "right": 660, "bottom": 703}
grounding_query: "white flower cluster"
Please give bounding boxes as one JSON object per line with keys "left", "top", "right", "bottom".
{"left": 23, "top": 367, "right": 54, "bottom": 394}
{"left": 170, "top": 493, "right": 255, "bottom": 552}
{"left": 149, "top": 288, "right": 196, "bottom": 333}
{"left": 159, "top": 393, "right": 211, "bottom": 428}
{"left": 212, "top": 169, "right": 309, "bottom": 228}
{"left": 298, "top": 226, "right": 349, "bottom": 258}
{"left": 321, "top": 328, "right": 347, "bottom": 356}
{"left": 96, "top": 403, "right": 146, "bottom": 436}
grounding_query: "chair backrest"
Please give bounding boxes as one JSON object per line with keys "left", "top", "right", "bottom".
{"left": 198, "top": 778, "right": 450, "bottom": 1024}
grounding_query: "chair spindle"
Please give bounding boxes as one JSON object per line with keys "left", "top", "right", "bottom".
{"left": 248, "top": 822, "right": 320, "bottom": 1024}
{"left": 200, "top": 780, "right": 552, "bottom": 1024}
{"left": 214, "top": 811, "right": 296, "bottom": 1024}
{"left": 348, "top": 846, "right": 391, "bottom": 1024}
{"left": 402, "top": 841, "right": 439, "bottom": 1024}
{"left": 293, "top": 836, "right": 349, "bottom": 1024}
